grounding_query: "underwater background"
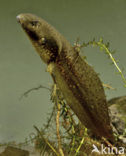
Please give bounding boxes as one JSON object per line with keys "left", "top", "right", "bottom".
{"left": 0, "top": 0, "right": 126, "bottom": 143}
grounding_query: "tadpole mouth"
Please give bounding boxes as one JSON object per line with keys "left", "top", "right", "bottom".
{"left": 16, "top": 14, "right": 24, "bottom": 24}
{"left": 16, "top": 15, "right": 21, "bottom": 23}
{"left": 17, "top": 14, "right": 40, "bottom": 41}
{"left": 16, "top": 14, "right": 30, "bottom": 26}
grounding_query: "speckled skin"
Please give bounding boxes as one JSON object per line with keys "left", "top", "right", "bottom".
{"left": 17, "top": 13, "right": 115, "bottom": 141}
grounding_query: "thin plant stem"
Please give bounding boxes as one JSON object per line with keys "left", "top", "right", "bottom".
{"left": 74, "top": 128, "right": 87, "bottom": 156}
{"left": 33, "top": 125, "right": 59, "bottom": 156}
{"left": 56, "top": 101, "right": 64, "bottom": 156}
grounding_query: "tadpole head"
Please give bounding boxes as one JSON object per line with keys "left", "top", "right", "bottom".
{"left": 17, "top": 13, "right": 62, "bottom": 64}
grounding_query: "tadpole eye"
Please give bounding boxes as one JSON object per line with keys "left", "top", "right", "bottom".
{"left": 30, "top": 20, "right": 39, "bottom": 27}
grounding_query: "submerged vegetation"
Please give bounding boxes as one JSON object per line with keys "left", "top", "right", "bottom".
{"left": 19, "top": 38, "right": 126, "bottom": 156}
{"left": 1, "top": 39, "right": 125, "bottom": 156}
